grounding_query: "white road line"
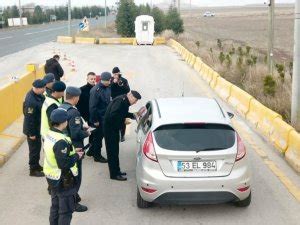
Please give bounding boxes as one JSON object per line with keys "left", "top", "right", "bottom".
{"left": 24, "top": 26, "right": 66, "bottom": 35}
{"left": 0, "top": 36, "right": 13, "bottom": 40}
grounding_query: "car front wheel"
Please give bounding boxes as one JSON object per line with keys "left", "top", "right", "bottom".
{"left": 137, "top": 187, "right": 151, "bottom": 208}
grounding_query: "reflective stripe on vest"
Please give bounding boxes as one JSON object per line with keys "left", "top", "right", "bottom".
{"left": 41, "top": 97, "right": 60, "bottom": 137}
{"left": 43, "top": 130, "right": 78, "bottom": 180}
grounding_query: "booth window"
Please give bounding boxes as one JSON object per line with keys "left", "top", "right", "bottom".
{"left": 142, "top": 22, "right": 148, "bottom": 31}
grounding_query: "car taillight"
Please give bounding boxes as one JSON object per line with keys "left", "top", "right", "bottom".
{"left": 236, "top": 133, "right": 246, "bottom": 162}
{"left": 143, "top": 132, "right": 158, "bottom": 162}
{"left": 141, "top": 187, "right": 157, "bottom": 193}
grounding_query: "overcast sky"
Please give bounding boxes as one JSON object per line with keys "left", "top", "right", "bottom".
{"left": 0, "top": 0, "right": 295, "bottom": 7}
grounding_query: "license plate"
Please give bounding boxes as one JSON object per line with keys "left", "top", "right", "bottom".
{"left": 177, "top": 161, "right": 217, "bottom": 172}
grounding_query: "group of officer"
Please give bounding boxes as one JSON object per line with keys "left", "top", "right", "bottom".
{"left": 23, "top": 65, "right": 141, "bottom": 225}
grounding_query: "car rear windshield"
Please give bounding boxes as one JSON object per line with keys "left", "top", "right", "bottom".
{"left": 153, "top": 123, "right": 236, "bottom": 151}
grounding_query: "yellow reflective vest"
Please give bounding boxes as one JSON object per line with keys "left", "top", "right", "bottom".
{"left": 43, "top": 130, "right": 78, "bottom": 181}
{"left": 41, "top": 96, "right": 61, "bottom": 137}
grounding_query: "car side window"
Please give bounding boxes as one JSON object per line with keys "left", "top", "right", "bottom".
{"left": 139, "top": 102, "right": 152, "bottom": 134}
{"left": 142, "top": 111, "right": 152, "bottom": 134}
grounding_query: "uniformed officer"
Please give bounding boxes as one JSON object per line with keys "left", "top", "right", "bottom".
{"left": 43, "top": 73, "right": 55, "bottom": 97}
{"left": 43, "top": 109, "right": 84, "bottom": 225}
{"left": 41, "top": 81, "right": 66, "bottom": 138}
{"left": 89, "top": 72, "right": 112, "bottom": 163}
{"left": 104, "top": 90, "right": 141, "bottom": 181}
{"left": 23, "top": 79, "right": 46, "bottom": 177}
{"left": 59, "top": 86, "right": 90, "bottom": 212}
{"left": 111, "top": 67, "right": 131, "bottom": 142}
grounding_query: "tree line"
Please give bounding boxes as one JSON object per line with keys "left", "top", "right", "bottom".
{"left": 116, "top": 0, "right": 184, "bottom": 37}
{"left": 0, "top": 5, "right": 109, "bottom": 27}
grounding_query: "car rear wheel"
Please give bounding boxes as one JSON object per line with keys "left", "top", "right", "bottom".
{"left": 234, "top": 192, "right": 251, "bottom": 207}
{"left": 137, "top": 188, "right": 151, "bottom": 208}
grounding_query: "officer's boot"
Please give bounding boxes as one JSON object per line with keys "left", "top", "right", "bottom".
{"left": 30, "top": 169, "right": 45, "bottom": 177}
{"left": 75, "top": 203, "right": 88, "bottom": 212}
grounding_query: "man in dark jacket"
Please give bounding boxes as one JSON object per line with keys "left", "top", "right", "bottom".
{"left": 111, "top": 67, "right": 130, "bottom": 142}
{"left": 45, "top": 55, "right": 64, "bottom": 81}
{"left": 89, "top": 72, "right": 112, "bottom": 163}
{"left": 76, "top": 72, "right": 96, "bottom": 123}
{"left": 23, "top": 79, "right": 46, "bottom": 177}
{"left": 104, "top": 91, "right": 141, "bottom": 181}
{"left": 60, "top": 86, "right": 90, "bottom": 212}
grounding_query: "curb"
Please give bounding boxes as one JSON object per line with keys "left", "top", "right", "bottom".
{"left": 0, "top": 116, "right": 26, "bottom": 167}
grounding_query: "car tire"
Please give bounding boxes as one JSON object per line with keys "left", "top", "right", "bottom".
{"left": 137, "top": 188, "right": 151, "bottom": 208}
{"left": 234, "top": 192, "right": 251, "bottom": 207}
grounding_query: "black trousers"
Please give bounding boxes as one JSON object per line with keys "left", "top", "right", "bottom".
{"left": 75, "top": 159, "right": 82, "bottom": 194}
{"left": 120, "top": 120, "right": 126, "bottom": 138}
{"left": 104, "top": 128, "right": 120, "bottom": 178}
{"left": 26, "top": 136, "right": 42, "bottom": 170}
{"left": 49, "top": 188, "right": 76, "bottom": 225}
{"left": 89, "top": 126, "right": 104, "bottom": 159}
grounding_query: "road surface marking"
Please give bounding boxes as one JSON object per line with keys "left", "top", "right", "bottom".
{"left": 0, "top": 36, "right": 13, "bottom": 40}
{"left": 24, "top": 26, "right": 66, "bottom": 35}
{"left": 232, "top": 119, "right": 300, "bottom": 202}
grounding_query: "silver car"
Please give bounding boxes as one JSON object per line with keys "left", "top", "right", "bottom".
{"left": 135, "top": 97, "right": 251, "bottom": 208}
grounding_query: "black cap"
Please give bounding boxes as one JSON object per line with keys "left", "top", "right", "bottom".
{"left": 52, "top": 81, "right": 66, "bottom": 92}
{"left": 112, "top": 67, "right": 120, "bottom": 74}
{"left": 131, "top": 90, "right": 141, "bottom": 100}
{"left": 101, "top": 72, "right": 112, "bottom": 81}
{"left": 50, "top": 109, "right": 68, "bottom": 123}
{"left": 32, "top": 79, "right": 46, "bottom": 88}
{"left": 43, "top": 73, "right": 55, "bottom": 84}
{"left": 66, "top": 86, "right": 81, "bottom": 97}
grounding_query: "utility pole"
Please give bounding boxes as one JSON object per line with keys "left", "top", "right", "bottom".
{"left": 68, "top": 0, "right": 71, "bottom": 36}
{"left": 267, "top": 0, "right": 275, "bottom": 75}
{"left": 291, "top": 0, "right": 300, "bottom": 128}
{"left": 19, "top": 0, "right": 23, "bottom": 26}
{"left": 105, "top": 0, "right": 107, "bottom": 29}
{"left": 177, "top": 0, "right": 180, "bottom": 14}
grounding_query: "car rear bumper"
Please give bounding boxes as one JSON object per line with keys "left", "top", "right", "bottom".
{"left": 136, "top": 159, "right": 251, "bottom": 204}
{"left": 153, "top": 191, "right": 239, "bottom": 205}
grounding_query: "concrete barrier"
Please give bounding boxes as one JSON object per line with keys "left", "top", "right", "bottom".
{"left": 153, "top": 37, "right": 166, "bottom": 45}
{"left": 193, "top": 57, "right": 203, "bottom": 73}
{"left": 99, "top": 38, "right": 135, "bottom": 45}
{"left": 57, "top": 36, "right": 73, "bottom": 43}
{"left": 209, "top": 71, "right": 220, "bottom": 88}
{"left": 228, "top": 85, "right": 253, "bottom": 117}
{"left": 285, "top": 131, "right": 300, "bottom": 172}
{"left": 213, "top": 76, "right": 233, "bottom": 101}
{"left": 270, "top": 118, "right": 295, "bottom": 154}
{"left": 75, "top": 37, "right": 96, "bottom": 44}
{"left": 246, "top": 99, "right": 282, "bottom": 137}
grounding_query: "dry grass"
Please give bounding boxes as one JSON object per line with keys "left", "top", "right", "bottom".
{"left": 163, "top": 31, "right": 293, "bottom": 122}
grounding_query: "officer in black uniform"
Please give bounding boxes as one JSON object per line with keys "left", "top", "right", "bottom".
{"left": 89, "top": 72, "right": 112, "bottom": 163}
{"left": 45, "top": 109, "right": 84, "bottom": 225}
{"left": 43, "top": 73, "right": 55, "bottom": 97}
{"left": 23, "top": 79, "right": 46, "bottom": 177}
{"left": 104, "top": 90, "right": 141, "bottom": 181}
{"left": 111, "top": 67, "right": 130, "bottom": 142}
{"left": 59, "top": 86, "right": 90, "bottom": 212}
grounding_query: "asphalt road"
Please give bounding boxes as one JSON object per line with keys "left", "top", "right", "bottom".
{"left": 0, "top": 44, "right": 299, "bottom": 225}
{"left": 0, "top": 16, "right": 115, "bottom": 57}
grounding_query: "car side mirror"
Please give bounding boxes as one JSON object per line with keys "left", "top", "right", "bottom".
{"left": 227, "top": 112, "right": 234, "bottom": 119}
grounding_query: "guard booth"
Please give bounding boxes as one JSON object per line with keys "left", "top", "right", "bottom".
{"left": 135, "top": 15, "right": 155, "bottom": 45}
